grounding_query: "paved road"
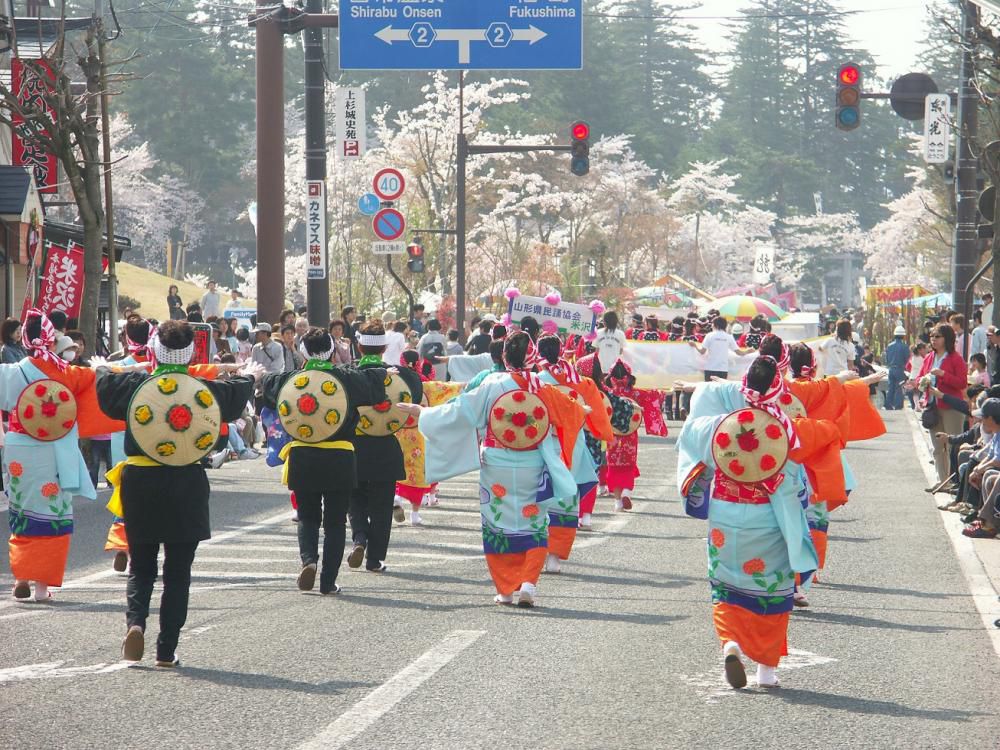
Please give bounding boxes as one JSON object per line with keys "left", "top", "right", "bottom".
{"left": 3, "top": 412, "right": 999, "bottom": 749}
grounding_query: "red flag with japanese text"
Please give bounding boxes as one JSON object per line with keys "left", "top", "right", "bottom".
{"left": 11, "top": 58, "right": 58, "bottom": 194}
{"left": 38, "top": 242, "right": 85, "bottom": 318}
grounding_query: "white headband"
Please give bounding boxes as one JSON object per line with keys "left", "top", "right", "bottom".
{"left": 151, "top": 334, "right": 195, "bottom": 366}
{"left": 299, "top": 335, "right": 333, "bottom": 362}
{"left": 358, "top": 333, "right": 386, "bottom": 346}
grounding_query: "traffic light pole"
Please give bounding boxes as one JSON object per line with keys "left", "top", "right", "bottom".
{"left": 954, "top": 0, "right": 981, "bottom": 319}
{"left": 454, "top": 134, "right": 572, "bottom": 338}
{"left": 386, "top": 255, "right": 415, "bottom": 322}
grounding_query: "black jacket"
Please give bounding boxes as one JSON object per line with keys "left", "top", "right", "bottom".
{"left": 262, "top": 364, "right": 387, "bottom": 492}
{"left": 96, "top": 370, "right": 254, "bottom": 544}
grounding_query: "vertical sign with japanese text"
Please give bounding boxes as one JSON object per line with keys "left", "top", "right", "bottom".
{"left": 335, "top": 87, "right": 366, "bottom": 160}
{"left": 11, "top": 59, "right": 58, "bottom": 194}
{"left": 924, "top": 93, "right": 951, "bottom": 164}
{"left": 306, "top": 181, "right": 327, "bottom": 280}
{"left": 753, "top": 244, "right": 775, "bottom": 285}
{"left": 38, "top": 242, "right": 85, "bottom": 317}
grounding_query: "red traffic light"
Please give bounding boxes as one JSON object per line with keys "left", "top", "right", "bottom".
{"left": 839, "top": 65, "right": 860, "bottom": 86}
{"left": 571, "top": 121, "right": 590, "bottom": 141}
{"left": 407, "top": 243, "right": 423, "bottom": 257}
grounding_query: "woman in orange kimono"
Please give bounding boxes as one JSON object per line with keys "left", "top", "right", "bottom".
{"left": 5, "top": 310, "right": 124, "bottom": 601}
{"left": 537, "top": 335, "right": 614, "bottom": 571}
{"left": 785, "top": 341, "right": 885, "bottom": 591}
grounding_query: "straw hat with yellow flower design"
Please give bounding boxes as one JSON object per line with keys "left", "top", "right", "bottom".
{"left": 356, "top": 372, "right": 413, "bottom": 437}
{"left": 277, "top": 369, "right": 351, "bottom": 443}
{"left": 127, "top": 372, "right": 222, "bottom": 466}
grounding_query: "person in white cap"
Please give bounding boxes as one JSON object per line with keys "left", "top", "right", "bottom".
{"left": 884, "top": 324, "right": 910, "bottom": 410}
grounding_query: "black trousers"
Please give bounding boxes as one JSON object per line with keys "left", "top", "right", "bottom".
{"left": 296, "top": 487, "right": 350, "bottom": 590}
{"left": 126, "top": 541, "right": 198, "bottom": 661}
{"left": 349, "top": 480, "right": 396, "bottom": 569}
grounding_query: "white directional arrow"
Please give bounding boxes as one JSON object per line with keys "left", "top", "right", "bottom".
{"left": 373, "top": 24, "right": 548, "bottom": 65}
{"left": 513, "top": 25, "right": 547, "bottom": 45}
{"left": 374, "top": 26, "right": 410, "bottom": 44}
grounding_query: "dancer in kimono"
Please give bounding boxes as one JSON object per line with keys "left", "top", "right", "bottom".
{"left": 676, "top": 356, "right": 818, "bottom": 689}
{"left": 575, "top": 353, "right": 610, "bottom": 529}
{"left": 261, "top": 327, "right": 386, "bottom": 594}
{"left": 537, "top": 335, "right": 614, "bottom": 571}
{"left": 96, "top": 320, "right": 259, "bottom": 665}
{"left": 394, "top": 353, "right": 463, "bottom": 526}
{"left": 786, "top": 342, "right": 885, "bottom": 587}
{"left": 398, "top": 332, "right": 585, "bottom": 607}
{"left": 604, "top": 359, "right": 668, "bottom": 511}
{"left": 5, "top": 310, "right": 123, "bottom": 601}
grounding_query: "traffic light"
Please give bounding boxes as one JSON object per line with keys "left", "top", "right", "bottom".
{"left": 570, "top": 121, "right": 590, "bottom": 176}
{"left": 406, "top": 240, "right": 425, "bottom": 273}
{"left": 836, "top": 63, "right": 862, "bottom": 131}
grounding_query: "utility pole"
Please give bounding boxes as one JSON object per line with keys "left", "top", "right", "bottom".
{"left": 253, "top": 0, "right": 285, "bottom": 324}
{"left": 953, "top": 0, "right": 980, "bottom": 315}
{"left": 250, "top": 4, "right": 338, "bottom": 324}
{"left": 98, "top": 22, "right": 118, "bottom": 350}
{"left": 304, "top": 0, "right": 333, "bottom": 326}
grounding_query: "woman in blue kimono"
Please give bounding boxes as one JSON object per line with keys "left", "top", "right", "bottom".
{"left": 676, "top": 356, "right": 818, "bottom": 689}
{"left": 397, "top": 332, "right": 584, "bottom": 608}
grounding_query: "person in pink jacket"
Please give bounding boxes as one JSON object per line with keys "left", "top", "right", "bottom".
{"left": 917, "top": 323, "right": 968, "bottom": 483}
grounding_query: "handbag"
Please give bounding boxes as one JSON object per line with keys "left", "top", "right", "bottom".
{"left": 921, "top": 401, "right": 940, "bottom": 430}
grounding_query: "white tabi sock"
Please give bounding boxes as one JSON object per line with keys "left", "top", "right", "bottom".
{"left": 34, "top": 583, "right": 49, "bottom": 601}
{"left": 756, "top": 664, "right": 779, "bottom": 687}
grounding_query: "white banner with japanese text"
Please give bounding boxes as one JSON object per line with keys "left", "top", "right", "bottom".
{"left": 506, "top": 295, "right": 597, "bottom": 336}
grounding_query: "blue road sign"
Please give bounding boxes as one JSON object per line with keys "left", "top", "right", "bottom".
{"left": 339, "top": 0, "right": 582, "bottom": 71}
{"left": 358, "top": 193, "right": 381, "bottom": 215}
{"left": 373, "top": 208, "right": 406, "bottom": 241}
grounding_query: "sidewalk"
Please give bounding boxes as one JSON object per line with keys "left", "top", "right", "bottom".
{"left": 906, "top": 407, "right": 1000, "bottom": 644}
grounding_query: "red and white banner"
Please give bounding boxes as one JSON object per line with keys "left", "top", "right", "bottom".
{"left": 38, "top": 242, "right": 85, "bottom": 318}
{"left": 11, "top": 58, "right": 57, "bottom": 194}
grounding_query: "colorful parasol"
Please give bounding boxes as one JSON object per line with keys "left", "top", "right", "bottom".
{"left": 713, "top": 295, "right": 787, "bottom": 323}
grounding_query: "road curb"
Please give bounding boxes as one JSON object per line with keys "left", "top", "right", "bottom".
{"left": 904, "top": 407, "right": 1000, "bottom": 653}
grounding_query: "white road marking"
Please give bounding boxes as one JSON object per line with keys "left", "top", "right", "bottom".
{"left": 297, "top": 629, "right": 485, "bottom": 750}
{"left": 0, "top": 660, "right": 131, "bottom": 683}
{"left": 906, "top": 409, "right": 1000, "bottom": 659}
{"left": 0, "top": 511, "right": 294, "bottom": 612}
{"left": 679, "top": 647, "right": 837, "bottom": 704}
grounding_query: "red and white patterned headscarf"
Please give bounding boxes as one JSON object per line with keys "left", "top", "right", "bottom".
{"left": 23, "top": 308, "right": 67, "bottom": 371}
{"left": 541, "top": 338, "right": 581, "bottom": 385}
{"left": 126, "top": 320, "right": 156, "bottom": 360}
{"left": 504, "top": 334, "right": 542, "bottom": 393}
{"left": 739, "top": 356, "right": 800, "bottom": 450}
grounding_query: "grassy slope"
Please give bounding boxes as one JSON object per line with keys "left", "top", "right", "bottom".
{"left": 116, "top": 262, "right": 256, "bottom": 321}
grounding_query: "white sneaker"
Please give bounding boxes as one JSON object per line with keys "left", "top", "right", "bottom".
{"left": 543, "top": 554, "right": 561, "bottom": 574}
{"left": 494, "top": 593, "right": 514, "bottom": 605}
{"left": 410, "top": 510, "right": 423, "bottom": 526}
{"left": 425, "top": 493, "right": 440, "bottom": 507}
{"left": 517, "top": 582, "right": 536, "bottom": 608}
{"left": 598, "top": 485, "right": 610, "bottom": 497}
{"left": 579, "top": 513, "right": 593, "bottom": 531}
{"left": 209, "top": 451, "right": 226, "bottom": 469}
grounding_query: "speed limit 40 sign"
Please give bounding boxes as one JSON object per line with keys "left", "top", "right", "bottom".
{"left": 373, "top": 168, "right": 405, "bottom": 202}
